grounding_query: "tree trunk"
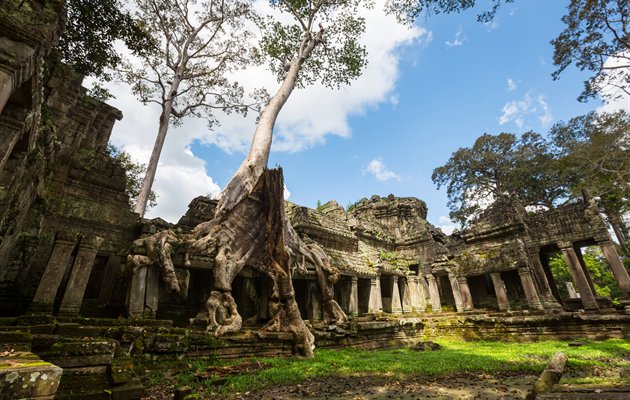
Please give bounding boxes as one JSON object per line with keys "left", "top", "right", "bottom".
{"left": 134, "top": 79, "right": 181, "bottom": 217}
{"left": 216, "top": 58, "right": 302, "bottom": 218}
{"left": 128, "top": 32, "right": 347, "bottom": 357}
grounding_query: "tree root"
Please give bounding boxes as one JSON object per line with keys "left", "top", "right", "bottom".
{"left": 128, "top": 230, "right": 181, "bottom": 293}
{"left": 127, "top": 168, "right": 347, "bottom": 357}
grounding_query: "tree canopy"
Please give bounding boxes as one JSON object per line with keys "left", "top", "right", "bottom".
{"left": 549, "top": 110, "right": 630, "bottom": 245}
{"left": 125, "top": 0, "right": 256, "bottom": 216}
{"left": 431, "top": 132, "right": 563, "bottom": 225}
{"left": 551, "top": 0, "right": 630, "bottom": 101}
{"left": 433, "top": 111, "right": 630, "bottom": 243}
{"left": 58, "top": 0, "right": 153, "bottom": 80}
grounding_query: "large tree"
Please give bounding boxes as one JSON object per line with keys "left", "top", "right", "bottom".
{"left": 125, "top": 0, "right": 257, "bottom": 216}
{"left": 551, "top": 0, "right": 630, "bottom": 101}
{"left": 431, "top": 132, "right": 565, "bottom": 226}
{"left": 550, "top": 111, "right": 630, "bottom": 247}
{"left": 130, "top": 0, "right": 369, "bottom": 357}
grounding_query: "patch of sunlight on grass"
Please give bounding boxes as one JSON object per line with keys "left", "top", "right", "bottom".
{"left": 150, "top": 338, "right": 630, "bottom": 395}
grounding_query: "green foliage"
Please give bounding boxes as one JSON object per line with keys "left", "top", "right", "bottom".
{"left": 385, "top": 0, "right": 513, "bottom": 25}
{"left": 59, "top": 0, "right": 153, "bottom": 80}
{"left": 123, "top": 0, "right": 255, "bottom": 125}
{"left": 107, "top": 145, "right": 158, "bottom": 210}
{"left": 551, "top": 0, "right": 630, "bottom": 102}
{"left": 379, "top": 251, "right": 400, "bottom": 266}
{"left": 548, "top": 247, "right": 623, "bottom": 302}
{"left": 316, "top": 200, "right": 324, "bottom": 211}
{"left": 346, "top": 200, "right": 359, "bottom": 212}
{"left": 550, "top": 111, "right": 630, "bottom": 243}
{"left": 431, "top": 132, "right": 565, "bottom": 226}
{"left": 258, "top": 0, "right": 369, "bottom": 88}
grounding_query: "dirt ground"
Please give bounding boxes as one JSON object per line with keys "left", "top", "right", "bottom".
{"left": 231, "top": 373, "right": 536, "bottom": 400}
{"left": 144, "top": 372, "right": 538, "bottom": 399}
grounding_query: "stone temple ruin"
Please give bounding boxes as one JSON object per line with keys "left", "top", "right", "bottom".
{"left": 1, "top": 2, "right": 630, "bottom": 399}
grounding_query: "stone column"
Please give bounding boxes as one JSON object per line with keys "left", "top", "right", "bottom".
{"left": 348, "top": 276, "right": 359, "bottom": 317}
{"left": 308, "top": 281, "right": 322, "bottom": 321}
{"left": 448, "top": 272, "right": 464, "bottom": 313}
{"left": 518, "top": 268, "right": 544, "bottom": 310}
{"left": 30, "top": 232, "right": 79, "bottom": 313}
{"left": 390, "top": 276, "right": 403, "bottom": 314}
{"left": 527, "top": 245, "right": 562, "bottom": 308}
{"left": 490, "top": 272, "right": 511, "bottom": 311}
{"left": 415, "top": 275, "right": 428, "bottom": 312}
{"left": 0, "top": 70, "right": 13, "bottom": 117}
{"left": 144, "top": 266, "right": 160, "bottom": 318}
{"left": 367, "top": 277, "right": 381, "bottom": 314}
{"left": 127, "top": 266, "right": 148, "bottom": 318}
{"left": 400, "top": 277, "right": 412, "bottom": 313}
{"left": 58, "top": 236, "right": 104, "bottom": 316}
{"left": 598, "top": 239, "right": 630, "bottom": 297}
{"left": 456, "top": 276, "right": 474, "bottom": 311}
{"left": 558, "top": 241, "right": 599, "bottom": 310}
{"left": 426, "top": 274, "right": 441, "bottom": 313}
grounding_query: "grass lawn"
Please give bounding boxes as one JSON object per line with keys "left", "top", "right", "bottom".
{"left": 143, "top": 339, "right": 630, "bottom": 396}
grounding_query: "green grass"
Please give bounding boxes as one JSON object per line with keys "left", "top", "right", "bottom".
{"left": 142, "top": 339, "right": 630, "bottom": 396}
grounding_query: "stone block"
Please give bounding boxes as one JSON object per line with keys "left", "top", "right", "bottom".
{"left": 108, "top": 359, "right": 135, "bottom": 385}
{"left": 38, "top": 340, "right": 116, "bottom": 368}
{"left": 0, "top": 351, "right": 63, "bottom": 400}
{"left": 0, "top": 330, "right": 32, "bottom": 351}
{"left": 110, "top": 378, "right": 145, "bottom": 400}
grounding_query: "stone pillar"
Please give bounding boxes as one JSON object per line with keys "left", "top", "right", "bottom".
{"left": 58, "top": 236, "right": 104, "bottom": 316}
{"left": 390, "top": 276, "right": 403, "bottom": 314}
{"left": 367, "top": 277, "right": 381, "bottom": 314}
{"left": 518, "top": 268, "right": 544, "bottom": 310}
{"left": 558, "top": 241, "right": 599, "bottom": 310}
{"left": 426, "top": 274, "right": 441, "bottom": 312}
{"left": 448, "top": 273, "right": 464, "bottom": 313}
{"left": 566, "top": 282, "right": 579, "bottom": 298}
{"left": 30, "top": 232, "right": 79, "bottom": 313}
{"left": 527, "top": 245, "right": 562, "bottom": 308}
{"left": 308, "top": 281, "right": 322, "bottom": 321}
{"left": 415, "top": 275, "right": 427, "bottom": 312}
{"left": 348, "top": 276, "right": 359, "bottom": 317}
{"left": 144, "top": 266, "right": 160, "bottom": 318}
{"left": 0, "top": 70, "right": 13, "bottom": 117}
{"left": 456, "top": 276, "right": 474, "bottom": 311}
{"left": 598, "top": 239, "right": 630, "bottom": 297}
{"left": 127, "top": 266, "right": 148, "bottom": 318}
{"left": 490, "top": 272, "right": 511, "bottom": 311}
{"left": 400, "top": 277, "right": 412, "bottom": 313}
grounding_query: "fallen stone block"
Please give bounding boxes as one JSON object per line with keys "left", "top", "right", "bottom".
{"left": 0, "top": 351, "right": 63, "bottom": 400}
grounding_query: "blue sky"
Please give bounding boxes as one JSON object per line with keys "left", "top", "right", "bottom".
{"left": 107, "top": 1, "right": 626, "bottom": 231}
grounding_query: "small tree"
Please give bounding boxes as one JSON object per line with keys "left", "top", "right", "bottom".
{"left": 124, "top": 0, "right": 257, "bottom": 216}
{"left": 551, "top": 0, "right": 630, "bottom": 101}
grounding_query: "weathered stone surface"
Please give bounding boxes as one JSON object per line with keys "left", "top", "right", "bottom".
{"left": 38, "top": 340, "right": 116, "bottom": 368}
{"left": 0, "top": 351, "right": 62, "bottom": 400}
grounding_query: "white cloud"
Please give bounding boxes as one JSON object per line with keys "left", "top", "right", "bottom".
{"left": 365, "top": 158, "right": 401, "bottom": 182}
{"left": 445, "top": 27, "right": 467, "bottom": 48}
{"left": 536, "top": 95, "right": 553, "bottom": 125}
{"left": 102, "top": 2, "right": 424, "bottom": 222}
{"left": 437, "top": 215, "right": 458, "bottom": 235}
{"left": 596, "top": 52, "right": 630, "bottom": 114}
{"left": 506, "top": 78, "right": 517, "bottom": 92}
{"left": 498, "top": 91, "right": 553, "bottom": 129}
